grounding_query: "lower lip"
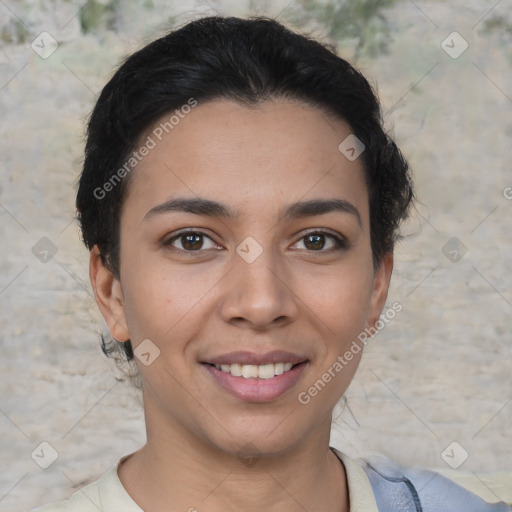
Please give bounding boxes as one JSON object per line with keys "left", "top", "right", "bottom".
{"left": 203, "top": 362, "right": 308, "bottom": 402}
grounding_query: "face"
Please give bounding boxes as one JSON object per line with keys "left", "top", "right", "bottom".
{"left": 91, "top": 98, "right": 392, "bottom": 459}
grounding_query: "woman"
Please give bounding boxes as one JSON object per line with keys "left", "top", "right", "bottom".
{"left": 31, "top": 15, "right": 511, "bottom": 512}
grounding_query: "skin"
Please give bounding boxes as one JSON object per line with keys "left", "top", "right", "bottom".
{"left": 90, "top": 98, "right": 393, "bottom": 512}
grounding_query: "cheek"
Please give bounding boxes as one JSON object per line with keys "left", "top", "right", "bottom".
{"left": 296, "top": 265, "right": 371, "bottom": 407}
{"left": 119, "top": 252, "right": 218, "bottom": 346}
{"left": 295, "top": 262, "right": 374, "bottom": 340}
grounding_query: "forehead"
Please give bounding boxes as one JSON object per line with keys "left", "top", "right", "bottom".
{"left": 123, "top": 98, "right": 369, "bottom": 222}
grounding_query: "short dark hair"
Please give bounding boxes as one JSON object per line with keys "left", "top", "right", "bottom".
{"left": 76, "top": 15, "right": 414, "bottom": 364}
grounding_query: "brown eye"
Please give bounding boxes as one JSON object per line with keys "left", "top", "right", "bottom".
{"left": 181, "top": 233, "right": 203, "bottom": 250}
{"left": 165, "top": 231, "right": 220, "bottom": 252}
{"left": 304, "top": 233, "right": 326, "bottom": 250}
{"left": 293, "top": 230, "right": 347, "bottom": 252}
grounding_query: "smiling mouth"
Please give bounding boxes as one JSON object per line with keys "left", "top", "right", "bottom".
{"left": 205, "top": 362, "right": 305, "bottom": 379}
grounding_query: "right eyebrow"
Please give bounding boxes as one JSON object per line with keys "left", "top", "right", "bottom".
{"left": 144, "top": 197, "right": 237, "bottom": 220}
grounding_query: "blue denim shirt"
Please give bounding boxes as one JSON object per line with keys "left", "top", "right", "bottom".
{"left": 363, "top": 455, "right": 511, "bottom": 511}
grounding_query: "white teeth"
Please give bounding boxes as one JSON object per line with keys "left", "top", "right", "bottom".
{"left": 214, "top": 362, "right": 298, "bottom": 378}
{"left": 242, "top": 365, "right": 259, "bottom": 378}
{"left": 258, "top": 364, "right": 275, "bottom": 380}
{"left": 230, "top": 363, "right": 243, "bottom": 377}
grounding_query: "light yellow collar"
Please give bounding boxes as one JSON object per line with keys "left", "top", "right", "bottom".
{"left": 331, "top": 447, "right": 379, "bottom": 512}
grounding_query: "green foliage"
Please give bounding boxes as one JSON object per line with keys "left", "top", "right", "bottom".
{"left": 482, "top": 15, "right": 512, "bottom": 35}
{"left": 79, "top": 0, "right": 120, "bottom": 33}
{"left": 483, "top": 16, "right": 512, "bottom": 44}
{"left": 291, "top": 0, "right": 399, "bottom": 59}
{"left": 482, "top": 14, "right": 512, "bottom": 63}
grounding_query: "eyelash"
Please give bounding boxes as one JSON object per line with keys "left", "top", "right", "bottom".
{"left": 162, "top": 229, "right": 348, "bottom": 255}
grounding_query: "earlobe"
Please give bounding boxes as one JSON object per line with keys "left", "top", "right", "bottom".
{"left": 89, "top": 246, "right": 130, "bottom": 342}
{"left": 367, "top": 252, "right": 394, "bottom": 328}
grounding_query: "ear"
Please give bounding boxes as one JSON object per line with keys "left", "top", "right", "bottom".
{"left": 367, "top": 251, "right": 394, "bottom": 328}
{"left": 89, "top": 245, "right": 130, "bottom": 342}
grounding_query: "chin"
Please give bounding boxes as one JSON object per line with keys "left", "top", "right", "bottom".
{"left": 196, "top": 408, "right": 321, "bottom": 461}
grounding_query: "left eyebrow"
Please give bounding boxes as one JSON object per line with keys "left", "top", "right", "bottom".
{"left": 282, "top": 199, "right": 362, "bottom": 227}
{"left": 144, "top": 196, "right": 362, "bottom": 227}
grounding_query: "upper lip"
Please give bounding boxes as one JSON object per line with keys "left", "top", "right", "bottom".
{"left": 203, "top": 350, "right": 309, "bottom": 366}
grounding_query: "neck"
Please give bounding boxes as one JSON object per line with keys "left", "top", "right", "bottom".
{"left": 118, "top": 417, "right": 349, "bottom": 512}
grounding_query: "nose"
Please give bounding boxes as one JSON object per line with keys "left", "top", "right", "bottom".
{"left": 218, "top": 246, "right": 299, "bottom": 330}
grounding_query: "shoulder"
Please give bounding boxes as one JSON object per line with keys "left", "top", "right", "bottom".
{"left": 436, "top": 468, "right": 512, "bottom": 504}
{"left": 27, "top": 454, "right": 141, "bottom": 512}
{"left": 362, "top": 454, "right": 512, "bottom": 512}
{"left": 28, "top": 477, "right": 103, "bottom": 512}
{"left": 28, "top": 485, "right": 100, "bottom": 512}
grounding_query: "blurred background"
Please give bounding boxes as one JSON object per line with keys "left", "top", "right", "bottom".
{"left": 1, "top": 0, "right": 511, "bottom": 509}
